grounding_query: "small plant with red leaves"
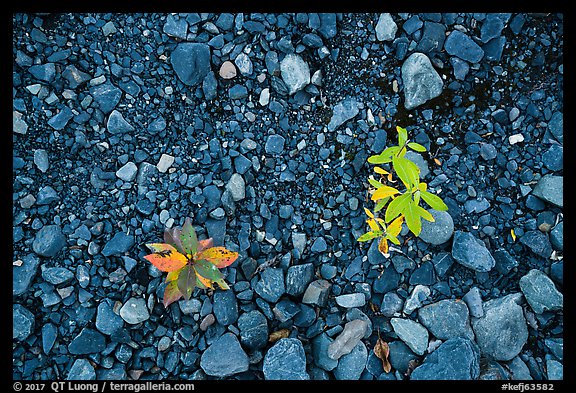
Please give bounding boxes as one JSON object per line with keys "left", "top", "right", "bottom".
{"left": 143, "top": 218, "right": 239, "bottom": 307}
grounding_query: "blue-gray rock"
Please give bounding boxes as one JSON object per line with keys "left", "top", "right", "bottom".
{"left": 419, "top": 209, "right": 454, "bottom": 245}
{"left": 200, "top": 333, "right": 249, "bottom": 377}
{"left": 380, "top": 292, "right": 403, "bottom": 317}
{"left": 202, "top": 71, "right": 218, "bottom": 100}
{"left": 372, "top": 266, "right": 400, "bottom": 294}
{"left": 102, "top": 232, "right": 134, "bottom": 256}
{"left": 444, "top": 30, "right": 484, "bottom": 63}
{"left": 335, "top": 293, "right": 366, "bottom": 308}
{"left": 367, "top": 238, "right": 387, "bottom": 265}
{"left": 389, "top": 341, "right": 419, "bottom": 374}
{"left": 311, "top": 236, "right": 328, "bottom": 253}
{"left": 519, "top": 269, "right": 563, "bottom": 314}
{"left": 68, "top": 328, "right": 106, "bottom": 354}
{"left": 32, "top": 225, "right": 66, "bottom": 257}
{"left": 452, "top": 231, "right": 495, "bottom": 272}
{"left": 225, "top": 173, "right": 245, "bottom": 202}
{"left": 280, "top": 53, "right": 310, "bottom": 95}
{"left": 96, "top": 301, "right": 124, "bottom": 335}
{"left": 431, "top": 252, "right": 454, "bottom": 278}
{"left": 286, "top": 263, "right": 314, "bottom": 296}
{"left": 401, "top": 52, "right": 443, "bottom": 110}
{"left": 480, "top": 14, "right": 505, "bottom": 43}
{"left": 67, "top": 359, "right": 96, "bottom": 380}
{"left": 36, "top": 186, "right": 59, "bottom": 205}
{"left": 411, "top": 338, "right": 480, "bottom": 380}
{"left": 480, "top": 143, "right": 498, "bottom": 160}
{"left": 34, "top": 149, "right": 50, "bottom": 173}
{"left": 213, "top": 290, "right": 238, "bottom": 325}
{"left": 90, "top": 83, "right": 122, "bottom": 114}
{"left": 550, "top": 222, "right": 563, "bottom": 251}
{"left": 265, "top": 134, "right": 286, "bottom": 154}
{"left": 546, "top": 359, "right": 563, "bottom": 380}
{"left": 234, "top": 154, "right": 252, "bottom": 174}
{"left": 116, "top": 162, "right": 138, "bottom": 182}
{"left": 62, "top": 65, "right": 91, "bottom": 88}
{"left": 312, "top": 333, "right": 338, "bottom": 371}
{"left": 418, "top": 299, "right": 475, "bottom": 340}
{"left": 464, "top": 197, "right": 491, "bottom": 214}
{"left": 119, "top": 297, "right": 150, "bottom": 324}
{"left": 254, "top": 267, "right": 285, "bottom": 303}
{"left": 41, "top": 323, "right": 57, "bottom": 354}
{"left": 519, "top": 230, "right": 552, "bottom": 259}
{"left": 229, "top": 84, "right": 248, "bottom": 99}
{"left": 532, "top": 175, "right": 563, "bottom": 208}
{"left": 545, "top": 338, "right": 563, "bottom": 361}
{"left": 206, "top": 218, "right": 226, "bottom": 246}
{"left": 263, "top": 338, "right": 309, "bottom": 380}
{"left": 451, "top": 57, "right": 470, "bottom": 80}
{"left": 493, "top": 249, "right": 519, "bottom": 275}
{"left": 29, "top": 63, "right": 56, "bottom": 82}
{"left": 542, "top": 144, "right": 563, "bottom": 172}
{"left": 462, "top": 287, "right": 484, "bottom": 318}
{"left": 318, "top": 13, "right": 337, "bottom": 39}
{"left": 273, "top": 299, "right": 300, "bottom": 322}
{"left": 410, "top": 261, "right": 435, "bottom": 286}
{"left": 390, "top": 318, "right": 429, "bottom": 356}
{"left": 163, "top": 14, "right": 188, "bottom": 39}
{"left": 547, "top": 112, "right": 563, "bottom": 144}
{"left": 471, "top": 293, "right": 528, "bottom": 361}
{"left": 13, "top": 304, "right": 34, "bottom": 341}
{"left": 334, "top": 341, "right": 368, "bottom": 380}
{"left": 327, "top": 319, "right": 368, "bottom": 360}
{"left": 394, "top": 256, "right": 417, "bottom": 274}
{"left": 14, "top": 254, "right": 40, "bottom": 296}
{"left": 97, "top": 364, "right": 127, "bottom": 380}
{"left": 416, "top": 21, "right": 446, "bottom": 52}
{"left": 47, "top": 106, "right": 74, "bottom": 130}
{"left": 403, "top": 284, "right": 431, "bottom": 315}
{"left": 506, "top": 356, "right": 533, "bottom": 380}
{"left": 327, "top": 97, "right": 359, "bottom": 131}
{"left": 107, "top": 110, "right": 134, "bottom": 134}
{"left": 375, "top": 13, "right": 397, "bottom": 41}
{"left": 238, "top": 310, "right": 268, "bottom": 350}
{"left": 265, "top": 51, "right": 280, "bottom": 76}
{"left": 171, "top": 43, "right": 211, "bottom": 86}
{"left": 302, "top": 279, "right": 331, "bottom": 306}
{"left": 41, "top": 267, "right": 74, "bottom": 285}
{"left": 483, "top": 36, "right": 506, "bottom": 61}
{"left": 147, "top": 116, "right": 166, "bottom": 134}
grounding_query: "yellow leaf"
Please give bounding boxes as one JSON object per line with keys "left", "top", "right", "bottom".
{"left": 374, "top": 167, "right": 390, "bottom": 175}
{"left": 511, "top": 229, "right": 516, "bottom": 242}
{"left": 367, "top": 219, "right": 380, "bottom": 232}
{"left": 434, "top": 158, "right": 442, "bottom": 166}
{"left": 364, "top": 207, "right": 374, "bottom": 219}
{"left": 387, "top": 216, "right": 404, "bottom": 237}
{"left": 374, "top": 337, "right": 392, "bottom": 373}
{"left": 371, "top": 186, "right": 400, "bottom": 201}
{"left": 378, "top": 237, "right": 389, "bottom": 256}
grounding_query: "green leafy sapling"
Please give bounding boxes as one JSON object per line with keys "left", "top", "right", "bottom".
{"left": 358, "top": 126, "right": 448, "bottom": 253}
{"left": 143, "top": 217, "right": 239, "bottom": 307}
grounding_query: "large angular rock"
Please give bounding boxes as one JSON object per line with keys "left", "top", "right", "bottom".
{"left": 32, "top": 225, "right": 66, "bottom": 257}
{"left": 68, "top": 328, "right": 106, "bottom": 355}
{"left": 375, "top": 13, "right": 397, "bottom": 41}
{"left": 519, "top": 269, "right": 563, "bottom": 314}
{"left": 13, "top": 254, "right": 40, "bottom": 296}
{"left": 327, "top": 98, "right": 360, "bottom": 131}
{"left": 263, "top": 338, "right": 309, "bottom": 380}
{"left": 90, "top": 83, "right": 122, "bottom": 114}
{"left": 107, "top": 110, "right": 135, "bottom": 134}
{"left": 13, "top": 304, "right": 35, "bottom": 341}
{"left": 519, "top": 230, "right": 553, "bottom": 258}
{"left": 312, "top": 333, "right": 338, "bottom": 371}
{"left": 532, "top": 175, "right": 563, "bottom": 208}
{"left": 471, "top": 293, "right": 528, "bottom": 361}
{"left": 418, "top": 299, "right": 475, "bottom": 340}
{"left": 171, "top": 43, "right": 211, "bottom": 86}
{"left": 238, "top": 310, "right": 268, "bottom": 350}
{"left": 444, "top": 30, "right": 485, "bottom": 63}
{"left": 200, "top": 333, "right": 249, "bottom": 377}
{"left": 102, "top": 232, "right": 134, "bottom": 257}
{"left": 67, "top": 359, "right": 96, "bottom": 380}
{"left": 452, "top": 231, "right": 495, "bottom": 272}
{"left": 401, "top": 52, "right": 443, "bottom": 110}
{"left": 333, "top": 341, "right": 368, "bottom": 380}
{"left": 119, "top": 297, "right": 150, "bottom": 324}
{"left": 280, "top": 54, "right": 310, "bottom": 95}
{"left": 411, "top": 338, "right": 480, "bottom": 380}
{"left": 328, "top": 319, "right": 368, "bottom": 360}
{"left": 391, "top": 318, "right": 429, "bottom": 356}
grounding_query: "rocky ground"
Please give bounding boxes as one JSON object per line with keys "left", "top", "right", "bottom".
{"left": 13, "top": 13, "right": 563, "bottom": 381}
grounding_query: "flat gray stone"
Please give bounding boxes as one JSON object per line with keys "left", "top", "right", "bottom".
{"left": 263, "top": 338, "right": 309, "bottom": 380}
{"left": 452, "top": 231, "right": 495, "bottom": 272}
{"left": 13, "top": 254, "right": 40, "bottom": 296}
{"left": 200, "top": 333, "right": 249, "bottom": 377}
{"left": 411, "top": 338, "right": 480, "bottom": 380}
{"left": 67, "top": 359, "right": 96, "bottom": 380}
{"left": 119, "top": 297, "right": 150, "bottom": 324}
{"left": 391, "top": 318, "right": 429, "bottom": 356}
{"left": 519, "top": 269, "right": 563, "bottom": 314}
{"left": 328, "top": 319, "right": 368, "bottom": 360}
{"left": 32, "top": 225, "right": 66, "bottom": 257}
{"left": 334, "top": 341, "right": 368, "bottom": 380}
{"left": 375, "top": 13, "right": 397, "bottom": 41}
{"left": 280, "top": 54, "right": 310, "bottom": 95}
{"left": 171, "top": 43, "right": 211, "bottom": 86}
{"left": 532, "top": 175, "right": 563, "bottom": 208}
{"left": 13, "top": 304, "right": 35, "bottom": 341}
{"left": 418, "top": 299, "right": 475, "bottom": 340}
{"left": 327, "top": 98, "right": 359, "bottom": 131}
{"left": 401, "top": 52, "right": 443, "bottom": 110}
{"left": 419, "top": 209, "right": 454, "bottom": 245}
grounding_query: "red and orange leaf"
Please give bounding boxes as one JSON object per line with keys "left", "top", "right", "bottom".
{"left": 163, "top": 280, "right": 183, "bottom": 307}
{"left": 165, "top": 269, "right": 182, "bottom": 283}
{"left": 196, "top": 238, "right": 214, "bottom": 254}
{"left": 195, "top": 268, "right": 213, "bottom": 289}
{"left": 164, "top": 228, "right": 185, "bottom": 254}
{"left": 144, "top": 243, "right": 188, "bottom": 272}
{"left": 196, "top": 247, "right": 239, "bottom": 268}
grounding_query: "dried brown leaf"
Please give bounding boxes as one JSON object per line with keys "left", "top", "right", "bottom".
{"left": 374, "top": 337, "right": 392, "bottom": 373}
{"left": 269, "top": 329, "right": 290, "bottom": 342}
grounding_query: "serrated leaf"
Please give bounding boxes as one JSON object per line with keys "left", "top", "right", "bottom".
{"left": 177, "top": 265, "right": 196, "bottom": 300}
{"left": 374, "top": 338, "right": 392, "bottom": 373}
{"left": 180, "top": 218, "right": 199, "bottom": 255}
{"left": 364, "top": 207, "right": 375, "bottom": 219}
{"left": 404, "top": 199, "right": 422, "bottom": 236}
{"left": 397, "top": 126, "right": 408, "bottom": 147}
{"left": 164, "top": 228, "right": 185, "bottom": 254}
{"left": 367, "top": 218, "right": 380, "bottom": 232}
{"left": 196, "top": 247, "right": 239, "bottom": 268}
{"left": 194, "top": 259, "right": 225, "bottom": 283}
{"left": 357, "top": 231, "right": 382, "bottom": 242}
{"left": 378, "top": 237, "right": 389, "bottom": 256}
{"left": 374, "top": 197, "right": 389, "bottom": 213}
{"left": 385, "top": 193, "right": 411, "bottom": 223}
{"left": 387, "top": 215, "right": 404, "bottom": 237}
{"left": 163, "top": 280, "right": 183, "bottom": 308}
{"left": 392, "top": 156, "right": 420, "bottom": 189}
{"left": 418, "top": 206, "right": 435, "bottom": 222}
{"left": 371, "top": 185, "right": 400, "bottom": 201}
{"left": 144, "top": 244, "right": 188, "bottom": 272}
{"left": 420, "top": 190, "right": 448, "bottom": 211}
{"left": 374, "top": 167, "right": 390, "bottom": 175}
{"left": 408, "top": 142, "right": 427, "bottom": 152}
